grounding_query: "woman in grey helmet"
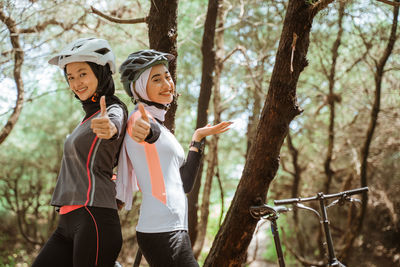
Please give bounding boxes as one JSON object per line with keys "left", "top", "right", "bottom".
{"left": 116, "top": 50, "right": 232, "bottom": 266}
{"left": 32, "top": 38, "right": 127, "bottom": 267}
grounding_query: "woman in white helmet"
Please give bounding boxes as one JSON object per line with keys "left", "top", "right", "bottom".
{"left": 32, "top": 38, "right": 127, "bottom": 267}
{"left": 116, "top": 50, "right": 232, "bottom": 266}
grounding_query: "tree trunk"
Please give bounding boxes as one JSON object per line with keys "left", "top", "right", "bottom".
{"left": 286, "top": 132, "right": 306, "bottom": 256}
{"left": 193, "top": 138, "right": 218, "bottom": 258}
{"left": 188, "top": 0, "right": 220, "bottom": 245}
{"left": 204, "top": 1, "right": 334, "bottom": 265}
{"left": 192, "top": 1, "right": 226, "bottom": 257}
{"left": 316, "top": 2, "right": 346, "bottom": 259}
{"left": 246, "top": 78, "right": 263, "bottom": 158}
{"left": 341, "top": 2, "right": 399, "bottom": 261}
{"left": 323, "top": 1, "right": 345, "bottom": 194}
{"left": 147, "top": 0, "right": 179, "bottom": 132}
{"left": 0, "top": 10, "right": 25, "bottom": 145}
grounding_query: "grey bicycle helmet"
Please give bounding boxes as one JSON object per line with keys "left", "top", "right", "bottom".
{"left": 48, "top": 37, "right": 116, "bottom": 74}
{"left": 119, "top": 49, "right": 175, "bottom": 98}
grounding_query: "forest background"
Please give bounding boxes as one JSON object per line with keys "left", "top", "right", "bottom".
{"left": 0, "top": 0, "right": 399, "bottom": 266}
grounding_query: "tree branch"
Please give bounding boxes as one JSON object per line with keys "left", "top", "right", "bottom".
{"left": 377, "top": 0, "right": 400, "bottom": 6}
{"left": 0, "top": 10, "right": 25, "bottom": 145}
{"left": 310, "top": 0, "right": 336, "bottom": 18}
{"left": 341, "top": 1, "right": 399, "bottom": 261}
{"left": 222, "top": 46, "right": 263, "bottom": 93}
{"left": 91, "top": 6, "right": 147, "bottom": 24}
{"left": 18, "top": 19, "right": 62, "bottom": 33}
{"left": 215, "top": 164, "right": 225, "bottom": 227}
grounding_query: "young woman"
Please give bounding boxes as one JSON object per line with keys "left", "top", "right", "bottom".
{"left": 116, "top": 50, "right": 232, "bottom": 266}
{"left": 32, "top": 38, "right": 127, "bottom": 267}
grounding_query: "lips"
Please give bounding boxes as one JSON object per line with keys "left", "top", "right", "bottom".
{"left": 160, "top": 90, "right": 173, "bottom": 96}
{"left": 75, "top": 87, "right": 88, "bottom": 93}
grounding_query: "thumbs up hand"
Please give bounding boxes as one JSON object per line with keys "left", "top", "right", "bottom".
{"left": 130, "top": 103, "right": 151, "bottom": 143}
{"left": 91, "top": 96, "right": 118, "bottom": 139}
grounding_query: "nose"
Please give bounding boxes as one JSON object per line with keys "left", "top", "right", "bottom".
{"left": 70, "top": 77, "right": 82, "bottom": 89}
{"left": 162, "top": 78, "right": 174, "bottom": 92}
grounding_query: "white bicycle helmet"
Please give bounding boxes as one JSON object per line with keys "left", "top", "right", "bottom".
{"left": 48, "top": 37, "right": 116, "bottom": 74}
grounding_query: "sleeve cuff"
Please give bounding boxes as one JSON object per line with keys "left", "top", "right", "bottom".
{"left": 144, "top": 120, "right": 161, "bottom": 144}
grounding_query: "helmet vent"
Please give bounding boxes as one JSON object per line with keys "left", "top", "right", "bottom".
{"left": 71, "top": 44, "right": 82, "bottom": 51}
{"left": 95, "top": 48, "right": 110, "bottom": 55}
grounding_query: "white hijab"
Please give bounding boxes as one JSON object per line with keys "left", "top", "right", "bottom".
{"left": 130, "top": 67, "right": 168, "bottom": 122}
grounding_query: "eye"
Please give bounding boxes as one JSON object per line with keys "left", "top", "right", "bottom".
{"left": 68, "top": 76, "right": 74, "bottom": 81}
{"left": 80, "top": 73, "right": 87, "bottom": 77}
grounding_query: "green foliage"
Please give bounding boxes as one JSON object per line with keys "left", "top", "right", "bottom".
{"left": 0, "top": 76, "right": 82, "bottom": 264}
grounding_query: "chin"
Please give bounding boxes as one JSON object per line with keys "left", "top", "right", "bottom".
{"left": 78, "top": 95, "right": 91, "bottom": 101}
{"left": 165, "top": 98, "right": 174, "bottom": 104}
{"left": 158, "top": 98, "right": 173, "bottom": 105}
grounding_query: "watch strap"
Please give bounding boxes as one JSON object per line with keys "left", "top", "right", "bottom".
{"left": 190, "top": 139, "right": 205, "bottom": 153}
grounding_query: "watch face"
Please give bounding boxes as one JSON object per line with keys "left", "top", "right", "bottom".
{"left": 190, "top": 141, "right": 203, "bottom": 151}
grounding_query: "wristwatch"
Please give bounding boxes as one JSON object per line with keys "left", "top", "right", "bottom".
{"left": 190, "top": 139, "right": 205, "bottom": 153}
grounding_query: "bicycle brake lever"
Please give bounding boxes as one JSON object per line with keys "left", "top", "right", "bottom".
{"left": 349, "top": 197, "right": 362, "bottom": 205}
{"left": 274, "top": 205, "right": 291, "bottom": 214}
{"left": 295, "top": 203, "right": 321, "bottom": 220}
{"left": 326, "top": 199, "right": 339, "bottom": 209}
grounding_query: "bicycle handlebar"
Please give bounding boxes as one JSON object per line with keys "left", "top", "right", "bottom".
{"left": 273, "top": 187, "right": 368, "bottom": 205}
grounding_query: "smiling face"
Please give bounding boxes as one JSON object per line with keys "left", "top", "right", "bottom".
{"left": 146, "top": 64, "right": 175, "bottom": 105}
{"left": 66, "top": 62, "right": 98, "bottom": 101}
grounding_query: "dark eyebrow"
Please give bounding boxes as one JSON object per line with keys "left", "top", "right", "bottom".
{"left": 151, "top": 73, "right": 161, "bottom": 80}
{"left": 67, "top": 68, "right": 88, "bottom": 76}
{"left": 150, "top": 70, "right": 170, "bottom": 80}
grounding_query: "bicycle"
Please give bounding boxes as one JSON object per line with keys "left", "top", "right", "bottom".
{"left": 249, "top": 186, "right": 369, "bottom": 267}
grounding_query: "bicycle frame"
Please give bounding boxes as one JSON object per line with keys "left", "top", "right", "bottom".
{"left": 270, "top": 214, "right": 286, "bottom": 267}
{"left": 274, "top": 186, "right": 368, "bottom": 267}
{"left": 318, "top": 192, "right": 345, "bottom": 267}
{"left": 250, "top": 187, "right": 368, "bottom": 267}
{"left": 250, "top": 205, "right": 289, "bottom": 267}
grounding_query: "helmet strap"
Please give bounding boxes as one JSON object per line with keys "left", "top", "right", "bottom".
{"left": 132, "top": 86, "right": 169, "bottom": 110}
{"left": 139, "top": 98, "right": 169, "bottom": 111}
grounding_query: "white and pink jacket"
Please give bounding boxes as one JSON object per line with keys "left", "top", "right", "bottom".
{"left": 116, "top": 108, "right": 201, "bottom": 233}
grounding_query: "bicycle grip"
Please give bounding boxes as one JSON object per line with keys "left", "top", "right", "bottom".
{"left": 342, "top": 186, "right": 368, "bottom": 196}
{"left": 274, "top": 198, "right": 300, "bottom": 205}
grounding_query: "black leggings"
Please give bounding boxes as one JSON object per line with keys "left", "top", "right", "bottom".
{"left": 32, "top": 206, "right": 122, "bottom": 267}
{"left": 137, "top": 230, "right": 199, "bottom": 267}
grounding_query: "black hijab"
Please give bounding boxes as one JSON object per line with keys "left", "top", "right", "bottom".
{"left": 65, "top": 62, "right": 128, "bottom": 121}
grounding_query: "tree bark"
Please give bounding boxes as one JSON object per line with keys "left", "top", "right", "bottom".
{"left": 0, "top": 10, "right": 25, "bottom": 146}
{"left": 341, "top": 2, "right": 399, "bottom": 261}
{"left": 204, "top": 1, "right": 333, "bottom": 265}
{"left": 147, "top": 0, "right": 179, "bottom": 132}
{"left": 188, "top": 0, "right": 220, "bottom": 245}
{"left": 246, "top": 88, "right": 262, "bottom": 158}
